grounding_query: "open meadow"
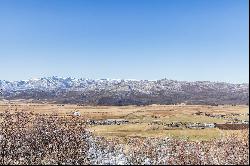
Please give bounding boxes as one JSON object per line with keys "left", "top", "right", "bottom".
{"left": 0, "top": 101, "right": 248, "bottom": 141}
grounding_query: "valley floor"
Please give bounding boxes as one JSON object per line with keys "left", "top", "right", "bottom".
{"left": 0, "top": 101, "right": 249, "bottom": 165}
{"left": 0, "top": 101, "right": 248, "bottom": 141}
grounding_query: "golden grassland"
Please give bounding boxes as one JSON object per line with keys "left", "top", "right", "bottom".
{"left": 0, "top": 100, "right": 248, "bottom": 141}
{"left": 89, "top": 124, "right": 223, "bottom": 141}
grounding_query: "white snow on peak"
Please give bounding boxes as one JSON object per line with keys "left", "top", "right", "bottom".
{"left": 0, "top": 76, "right": 248, "bottom": 93}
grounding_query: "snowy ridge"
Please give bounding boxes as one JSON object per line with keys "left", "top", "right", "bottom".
{"left": 0, "top": 76, "right": 248, "bottom": 105}
{"left": 0, "top": 76, "right": 248, "bottom": 91}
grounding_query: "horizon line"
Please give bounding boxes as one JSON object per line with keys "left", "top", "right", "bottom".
{"left": 0, "top": 76, "right": 248, "bottom": 85}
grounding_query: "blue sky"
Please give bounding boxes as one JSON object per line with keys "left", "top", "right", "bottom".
{"left": 0, "top": 0, "right": 248, "bottom": 83}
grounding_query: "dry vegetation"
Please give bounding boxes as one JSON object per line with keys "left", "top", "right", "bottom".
{"left": 0, "top": 101, "right": 248, "bottom": 141}
{"left": 0, "top": 100, "right": 249, "bottom": 165}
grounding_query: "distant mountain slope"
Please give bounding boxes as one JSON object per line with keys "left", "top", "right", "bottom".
{"left": 0, "top": 76, "right": 248, "bottom": 105}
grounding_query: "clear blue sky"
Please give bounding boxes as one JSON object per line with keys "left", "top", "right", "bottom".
{"left": 0, "top": 0, "right": 248, "bottom": 83}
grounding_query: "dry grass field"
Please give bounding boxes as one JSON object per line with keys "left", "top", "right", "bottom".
{"left": 90, "top": 124, "right": 223, "bottom": 141}
{"left": 0, "top": 100, "right": 248, "bottom": 141}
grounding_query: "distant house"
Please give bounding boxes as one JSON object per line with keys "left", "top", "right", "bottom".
{"left": 241, "top": 120, "right": 249, "bottom": 124}
{"left": 187, "top": 123, "right": 215, "bottom": 129}
{"left": 204, "top": 123, "right": 215, "bottom": 128}
{"left": 104, "top": 119, "right": 129, "bottom": 125}
{"left": 73, "top": 111, "right": 81, "bottom": 116}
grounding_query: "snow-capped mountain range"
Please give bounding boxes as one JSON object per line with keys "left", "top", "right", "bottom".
{"left": 0, "top": 76, "right": 248, "bottom": 105}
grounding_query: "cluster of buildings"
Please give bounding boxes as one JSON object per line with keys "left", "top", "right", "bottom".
{"left": 86, "top": 119, "right": 129, "bottom": 125}
{"left": 150, "top": 120, "right": 249, "bottom": 130}
{"left": 70, "top": 110, "right": 248, "bottom": 129}
{"left": 193, "top": 111, "right": 249, "bottom": 124}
